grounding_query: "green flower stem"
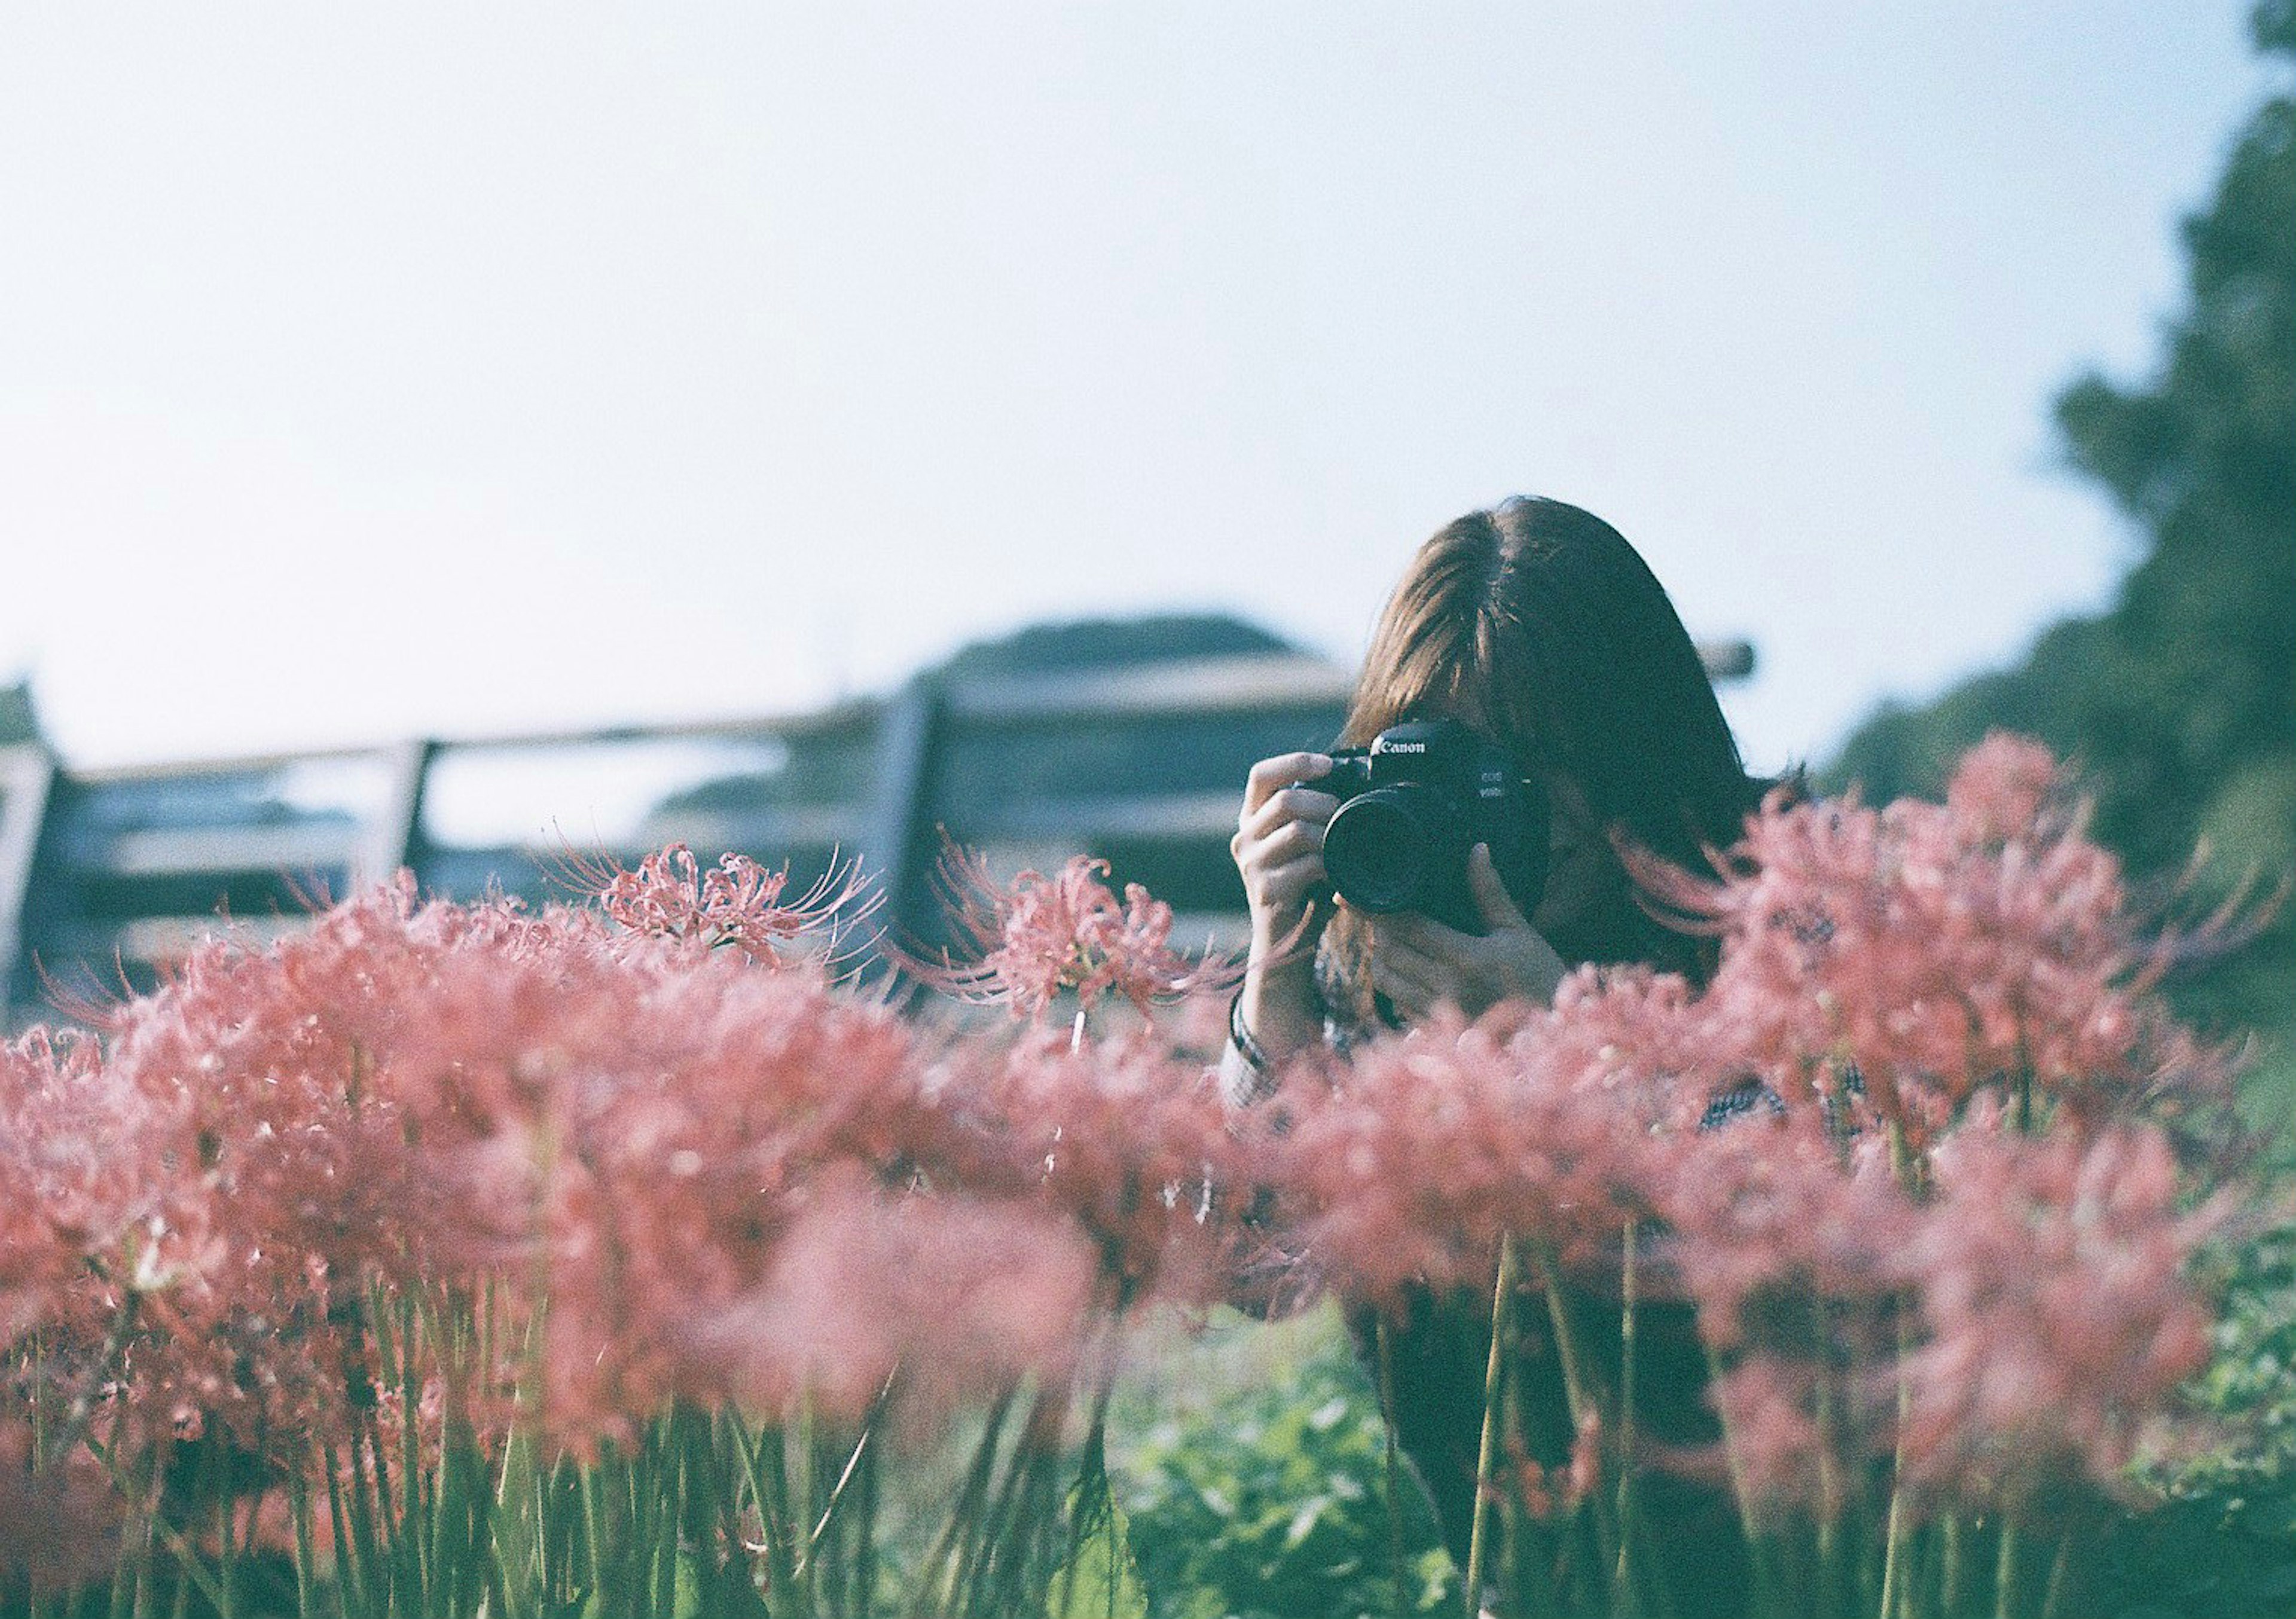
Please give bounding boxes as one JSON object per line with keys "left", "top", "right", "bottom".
{"left": 1375, "top": 1318, "right": 1409, "bottom": 1619}
{"left": 679, "top": 1406, "right": 735, "bottom": 1614}
{"left": 581, "top": 1453, "right": 624, "bottom": 1619}
{"left": 1992, "top": 1519, "right": 2022, "bottom": 1619}
{"left": 1809, "top": 1307, "right": 1843, "bottom": 1609}
{"left": 288, "top": 1462, "right": 318, "bottom": 1619}
{"left": 350, "top": 1424, "right": 391, "bottom": 1619}
{"left": 1878, "top": 1365, "right": 1915, "bottom": 1618}
{"left": 975, "top": 1447, "right": 1045, "bottom": 1619}
{"left": 729, "top": 1408, "right": 796, "bottom": 1601}
{"left": 1464, "top": 1234, "right": 1521, "bottom": 1618}
{"left": 1700, "top": 1343, "right": 1785, "bottom": 1619}
{"left": 653, "top": 1424, "right": 681, "bottom": 1619}
{"left": 1880, "top": 1121, "right": 1931, "bottom": 1619}
{"left": 1616, "top": 1219, "right": 1642, "bottom": 1611}
{"left": 1529, "top": 1244, "right": 1622, "bottom": 1587}
{"left": 92, "top": 1431, "right": 160, "bottom": 1619}
{"left": 322, "top": 1445, "right": 364, "bottom": 1619}
{"left": 912, "top": 1384, "right": 1019, "bottom": 1617}
{"left": 142, "top": 1509, "right": 232, "bottom": 1617}
{"left": 1499, "top": 1360, "right": 1529, "bottom": 1617}
{"left": 1940, "top": 1516, "right": 1964, "bottom": 1619}
{"left": 489, "top": 1426, "right": 540, "bottom": 1619}
{"left": 207, "top": 1437, "right": 239, "bottom": 1619}
{"left": 854, "top": 1410, "right": 883, "bottom": 1619}
{"left": 966, "top": 1382, "right": 1066, "bottom": 1615}
{"left": 2038, "top": 1529, "right": 2074, "bottom": 1619}
{"left": 810, "top": 1374, "right": 897, "bottom": 1560}
{"left": 788, "top": 1394, "right": 818, "bottom": 1609}
{"left": 371, "top": 1297, "right": 422, "bottom": 1606}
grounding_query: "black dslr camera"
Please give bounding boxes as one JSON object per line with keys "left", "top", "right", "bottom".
{"left": 1320, "top": 719, "right": 1551, "bottom": 934}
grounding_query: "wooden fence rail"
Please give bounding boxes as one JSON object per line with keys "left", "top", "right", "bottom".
{"left": 0, "top": 638, "right": 1752, "bottom": 1021}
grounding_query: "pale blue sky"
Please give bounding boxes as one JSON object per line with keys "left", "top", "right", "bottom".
{"left": 0, "top": 6, "right": 2277, "bottom": 778}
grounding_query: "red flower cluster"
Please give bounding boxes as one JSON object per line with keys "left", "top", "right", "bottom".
{"left": 585, "top": 841, "right": 877, "bottom": 963}
{"left": 917, "top": 849, "right": 1239, "bottom": 1019}
{"left": 1635, "top": 732, "right": 2241, "bottom": 1145}
{"left": 1898, "top": 1117, "right": 2230, "bottom": 1503}
{"left": 1253, "top": 734, "right": 2254, "bottom": 1517}
{"left": 0, "top": 732, "right": 2262, "bottom": 1595}
{"left": 1267, "top": 997, "right": 1666, "bottom": 1305}
{"left": 927, "top": 1026, "right": 1248, "bottom": 1305}
{"left": 700, "top": 1166, "right": 1098, "bottom": 1431}
{"left": 0, "top": 838, "right": 1256, "bottom": 1493}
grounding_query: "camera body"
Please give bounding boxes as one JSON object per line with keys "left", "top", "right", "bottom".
{"left": 1320, "top": 719, "right": 1551, "bottom": 933}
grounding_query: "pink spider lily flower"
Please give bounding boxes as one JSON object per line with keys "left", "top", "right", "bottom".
{"left": 1895, "top": 1116, "right": 2231, "bottom": 1507}
{"left": 932, "top": 1024, "right": 1251, "bottom": 1308}
{"left": 1645, "top": 1122, "right": 1913, "bottom": 1512}
{"left": 63, "top": 886, "right": 447, "bottom": 1451}
{"left": 373, "top": 937, "right": 932, "bottom": 1446}
{"left": 1651, "top": 1120, "right": 1915, "bottom": 1357}
{"left": 1701, "top": 1354, "right": 1843, "bottom": 1514}
{"left": 1267, "top": 997, "right": 1674, "bottom": 1308}
{"left": 567, "top": 841, "right": 880, "bottom": 965}
{"left": 1539, "top": 963, "right": 1730, "bottom": 1132}
{"left": 1941, "top": 731, "right": 2062, "bottom": 846}
{"left": 909, "top": 846, "right": 1241, "bottom": 1021}
{"left": 0, "top": 1028, "right": 162, "bottom": 1349}
{"left": 1632, "top": 733, "right": 2245, "bottom": 1145}
{"left": 697, "top": 1167, "right": 1099, "bottom": 1438}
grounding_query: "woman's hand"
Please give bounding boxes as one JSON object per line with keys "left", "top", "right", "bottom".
{"left": 1231, "top": 752, "right": 1338, "bottom": 961}
{"left": 1365, "top": 843, "right": 1568, "bottom": 1021}
{"left": 1228, "top": 752, "right": 1339, "bottom": 1064}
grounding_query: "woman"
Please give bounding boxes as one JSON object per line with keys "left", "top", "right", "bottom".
{"left": 1223, "top": 496, "right": 1772, "bottom": 1610}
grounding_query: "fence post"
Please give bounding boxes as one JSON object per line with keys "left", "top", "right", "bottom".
{"left": 353, "top": 738, "right": 438, "bottom": 893}
{"left": 860, "top": 677, "right": 945, "bottom": 946}
{"left": 0, "top": 744, "right": 57, "bottom": 1014}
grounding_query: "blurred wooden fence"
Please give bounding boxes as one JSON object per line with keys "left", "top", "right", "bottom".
{"left": 0, "top": 637, "right": 1752, "bottom": 1020}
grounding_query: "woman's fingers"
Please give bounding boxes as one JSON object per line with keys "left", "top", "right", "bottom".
{"left": 1253, "top": 853, "right": 1328, "bottom": 916}
{"left": 1375, "top": 911, "right": 1468, "bottom": 954}
{"left": 1235, "top": 784, "right": 1339, "bottom": 848}
{"left": 1467, "top": 842, "right": 1531, "bottom": 933}
{"left": 1370, "top": 958, "right": 1434, "bottom": 1019}
{"left": 1371, "top": 933, "right": 1455, "bottom": 1010}
{"left": 1368, "top": 899, "right": 1562, "bottom": 1016}
{"left": 1242, "top": 752, "right": 1333, "bottom": 815}
{"left": 1236, "top": 756, "right": 1341, "bottom": 955}
{"left": 1237, "top": 812, "right": 1327, "bottom": 872}
{"left": 1232, "top": 784, "right": 1337, "bottom": 934}
{"left": 1233, "top": 821, "right": 1327, "bottom": 925}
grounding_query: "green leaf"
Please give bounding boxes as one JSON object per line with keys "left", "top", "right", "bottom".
{"left": 490, "top": 1428, "right": 542, "bottom": 1619}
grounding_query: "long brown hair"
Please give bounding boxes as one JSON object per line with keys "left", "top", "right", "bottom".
{"left": 1326, "top": 496, "right": 1767, "bottom": 1004}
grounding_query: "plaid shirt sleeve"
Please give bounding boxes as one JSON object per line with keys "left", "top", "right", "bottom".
{"left": 1217, "top": 1033, "right": 1284, "bottom": 1110}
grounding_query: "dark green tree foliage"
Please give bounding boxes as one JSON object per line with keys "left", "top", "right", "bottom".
{"left": 2261, "top": 0, "right": 2296, "bottom": 56}
{"left": 937, "top": 613, "right": 1296, "bottom": 683}
{"left": 0, "top": 680, "right": 39, "bottom": 749}
{"left": 1828, "top": 4, "right": 2295, "bottom": 1130}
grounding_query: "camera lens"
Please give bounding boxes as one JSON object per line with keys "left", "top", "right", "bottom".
{"left": 1323, "top": 786, "right": 1447, "bottom": 914}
